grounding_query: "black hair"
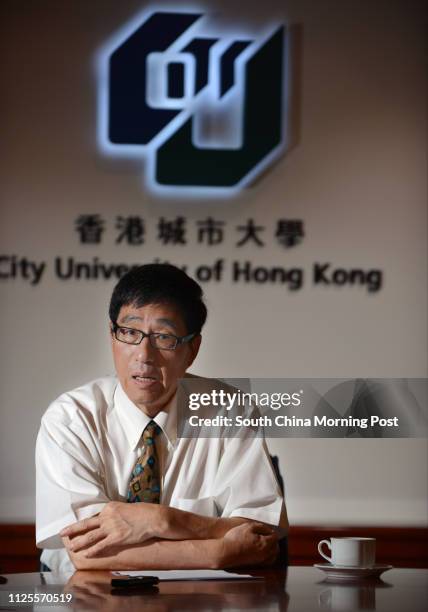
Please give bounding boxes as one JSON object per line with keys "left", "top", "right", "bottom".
{"left": 109, "top": 264, "right": 207, "bottom": 335}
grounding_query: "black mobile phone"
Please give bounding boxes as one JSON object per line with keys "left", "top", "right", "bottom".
{"left": 111, "top": 575, "right": 159, "bottom": 588}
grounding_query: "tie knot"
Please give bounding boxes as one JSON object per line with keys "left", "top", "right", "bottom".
{"left": 142, "top": 420, "right": 161, "bottom": 444}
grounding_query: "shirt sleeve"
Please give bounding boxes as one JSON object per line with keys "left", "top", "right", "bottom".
{"left": 35, "top": 405, "right": 109, "bottom": 549}
{"left": 212, "top": 434, "right": 289, "bottom": 532}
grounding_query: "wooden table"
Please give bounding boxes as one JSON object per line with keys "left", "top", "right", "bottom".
{"left": 0, "top": 566, "right": 427, "bottom": 611}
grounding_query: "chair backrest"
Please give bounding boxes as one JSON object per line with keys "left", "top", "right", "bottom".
{"left": 270, "top": 454, "right": 288, "bottom": 566}
{"left": 270, "top": 454, "right": 285, "bottom": 495}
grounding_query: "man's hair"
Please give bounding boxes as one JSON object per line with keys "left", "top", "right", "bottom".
{"left": 109, "top": 264, "right": 207, "bottom": 335}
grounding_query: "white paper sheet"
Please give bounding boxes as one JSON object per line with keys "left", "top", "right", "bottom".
{"left": 113, "top": 569, "right": 261, "bottom": 581}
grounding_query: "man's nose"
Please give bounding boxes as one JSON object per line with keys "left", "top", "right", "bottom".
{"left": 135, "top": 336, "right": 156, "bottom": 362}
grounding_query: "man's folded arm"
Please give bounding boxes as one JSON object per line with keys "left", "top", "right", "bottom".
{"left": 63, "top": 521, "right": 279, "bottom": 571}
{"left": 60, "top": 501, "right": 263, "bottom": 558}
{"left": 158, "top": 505, "right": 257, "bottom": 539}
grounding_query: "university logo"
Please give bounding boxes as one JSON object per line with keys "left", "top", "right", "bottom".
{"left": 98, "top": 9, "right": 287, "bottom": 196}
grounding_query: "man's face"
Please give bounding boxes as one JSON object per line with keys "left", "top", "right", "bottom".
{"left": 111, "top": 302, "right": 201, "bottom": 416}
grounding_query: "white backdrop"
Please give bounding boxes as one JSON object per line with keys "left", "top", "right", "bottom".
{"left": 0, "top": 0, "right": 426, "bottom": 524}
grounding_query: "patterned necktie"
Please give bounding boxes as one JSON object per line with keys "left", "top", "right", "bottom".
{"left": 127, "top": 420, "right": 162, "bottom": 503}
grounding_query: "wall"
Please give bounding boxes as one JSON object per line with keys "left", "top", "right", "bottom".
{"left": 0, "top": 0, "right": 426, "bottom": 525}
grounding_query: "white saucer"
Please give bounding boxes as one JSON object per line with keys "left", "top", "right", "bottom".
{"left": 314, "top": 563, "right": 393, "bottom": 581}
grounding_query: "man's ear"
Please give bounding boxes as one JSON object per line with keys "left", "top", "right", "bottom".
{"left": 187, "top": 334, "right": 202, "bottom": 368}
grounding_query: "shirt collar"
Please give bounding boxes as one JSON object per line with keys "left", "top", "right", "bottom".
{"left": 114, "top": 381, "right": 177, "bottom": 450}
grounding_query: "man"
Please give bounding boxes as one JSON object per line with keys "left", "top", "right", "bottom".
{"left": 36, "top": 264, "right": 288, "bottom": 572}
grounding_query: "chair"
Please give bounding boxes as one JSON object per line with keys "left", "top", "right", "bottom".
{"left": 270, "top": 454, "right": 289, "bottom": 566}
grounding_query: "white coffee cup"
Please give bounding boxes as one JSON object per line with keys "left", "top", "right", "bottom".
{"left": 318, "top": 537, "right": 376, "bottom": 568}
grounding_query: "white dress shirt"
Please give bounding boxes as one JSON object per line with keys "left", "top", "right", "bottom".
{"left": 36, "top": 375, "right": 288, "bottom": 572}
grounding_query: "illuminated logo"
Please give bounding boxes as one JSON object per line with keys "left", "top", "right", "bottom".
{"left": 97, "top": 8, "right": 287, "bottom": 196}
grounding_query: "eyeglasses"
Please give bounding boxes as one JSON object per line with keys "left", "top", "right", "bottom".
{"left": 112, "top": 323, "right": 196, "bottom": 351}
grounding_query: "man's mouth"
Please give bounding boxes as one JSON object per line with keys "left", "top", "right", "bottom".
{"left": 131, "top": 373, "right": 160, "bottom": 388}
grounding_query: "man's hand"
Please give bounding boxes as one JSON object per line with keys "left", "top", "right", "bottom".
{"left": 60, "top": 502, "right": 166, "bottom": 558}
{"left": 219, "top": 522, "right": 279, "bottom": 568}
